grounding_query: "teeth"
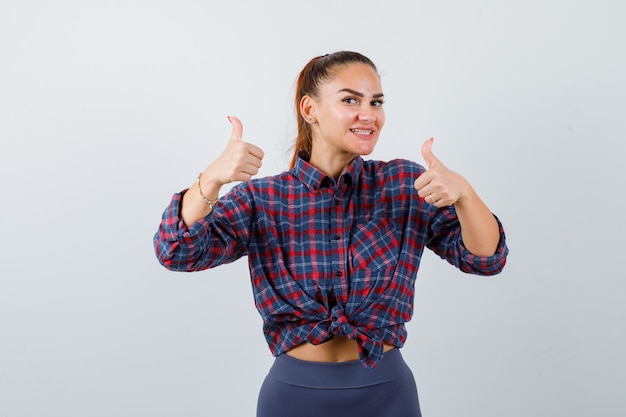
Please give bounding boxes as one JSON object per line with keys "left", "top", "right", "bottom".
{"left": 351, "top": 129, "right": 373, "bottom": 135}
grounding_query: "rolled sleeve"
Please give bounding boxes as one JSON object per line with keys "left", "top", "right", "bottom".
{"left": 456, "top": 216, "right": 508, "bottom": 275}
{"left": 427, "top": 207, "right": 509, "bottom": 276}
{"left": 153, "top": 191, "right": 213, "bottom": 271}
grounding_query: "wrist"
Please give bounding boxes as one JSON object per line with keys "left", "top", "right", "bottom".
{"left": 196, "top": 173, "right": 219, "bottom": 209}
{"left": 455, "top": 178, "right": 475, "bottom": 207}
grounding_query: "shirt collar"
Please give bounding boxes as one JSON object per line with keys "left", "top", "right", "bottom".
{"left": 292, "top": 154, "right": 363, "bottom": 192}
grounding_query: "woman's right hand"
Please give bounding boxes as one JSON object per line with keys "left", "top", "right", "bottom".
{"left": 180, "top": 116, "right": 264, "bottom": 226}
{"left": 203, "top": 116, "right": 265, "bottom": 187}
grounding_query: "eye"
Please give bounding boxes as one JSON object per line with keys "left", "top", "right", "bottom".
{"left": 342, "top": 97, "right": 358, "bottom": 105}
{"left": 371, "top": 99, "right": 385, "bottom": 107}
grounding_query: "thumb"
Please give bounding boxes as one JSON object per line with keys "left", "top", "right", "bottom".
{"left": 227, "top": 115, "right": 243, "bottom": 141}
{"left": 421, "top": 137, "right": 438, "bottom": 169}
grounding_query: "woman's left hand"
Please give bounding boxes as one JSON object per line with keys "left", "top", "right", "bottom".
{"left": 413, "top": 138, "right": 469, "bottom": 207}
{"left": 414, "top": 138, "right": 500, "bottom": 256}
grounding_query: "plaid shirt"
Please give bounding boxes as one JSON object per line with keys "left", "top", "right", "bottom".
{"left": 154, "top": 156, "right": 508, "bottom": 368}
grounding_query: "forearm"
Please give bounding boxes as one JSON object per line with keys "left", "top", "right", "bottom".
{"left": 454, "top": 185, "right": 500, "bottom": 257}
{"left": 181, "top": 172, "right": 222, "bottom": 227}
{"left": 155, "top": 115, "right": 260, "bottom": 269}
{"left": 154, "top": 190, "right": 247, "bottom": 271}
{"left": 154, "top": 192, "right": 215, "bottom": 271}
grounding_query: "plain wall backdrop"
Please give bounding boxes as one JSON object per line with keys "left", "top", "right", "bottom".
{"left": 1, "top": 1, "right": 625, "bottom": 416}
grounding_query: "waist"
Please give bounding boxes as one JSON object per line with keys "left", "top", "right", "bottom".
{"left": 286, "top": 336, "right": 396, "bottom": 362}
{"left": 272, "top": 347, "right": 410, "bottom": 388}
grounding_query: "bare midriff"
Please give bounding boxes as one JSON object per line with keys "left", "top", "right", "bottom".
{"left": 286, "top": 336, "right": 396, "bottom": 362}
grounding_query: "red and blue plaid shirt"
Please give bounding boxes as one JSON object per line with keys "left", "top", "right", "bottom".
{"left": 154, "top": 155, "right": 508, "bottom": 368}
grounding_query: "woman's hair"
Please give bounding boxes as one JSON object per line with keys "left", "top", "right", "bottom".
{"left": 290, "top": 51, "right": 378, "bottom": 169}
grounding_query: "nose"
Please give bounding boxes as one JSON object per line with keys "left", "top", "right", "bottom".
{"left": 358, "top": 107, "right": 375, "bottom": 124}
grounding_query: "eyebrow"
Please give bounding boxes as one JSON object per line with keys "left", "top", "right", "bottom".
{"left": 337, "top": 88, "right": 385, "bottom": 98}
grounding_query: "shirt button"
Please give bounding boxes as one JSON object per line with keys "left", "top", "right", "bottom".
{"left": 336, "top": 271, "right": 343, "bottom": 277}
{"left": 334, "top": 199, "right": 340, "bottom": 205}
{"left": 333, "top": 234, "right": 341, "bottom": 240}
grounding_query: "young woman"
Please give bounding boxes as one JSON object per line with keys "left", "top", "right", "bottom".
{"left": 154, "top": 51, "right": 508, "bottom": 417}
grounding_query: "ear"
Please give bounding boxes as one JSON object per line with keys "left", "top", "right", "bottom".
{"left": 300, "top": 95, "right": 317, "bottom": 121}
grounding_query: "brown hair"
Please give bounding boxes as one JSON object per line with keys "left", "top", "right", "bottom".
{"left": 289, "top": 51, "right": 379, "bottom": 169}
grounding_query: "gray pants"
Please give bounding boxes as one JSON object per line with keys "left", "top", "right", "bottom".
{"left": 257, "top": 348, "right": 422, "bottom": 417}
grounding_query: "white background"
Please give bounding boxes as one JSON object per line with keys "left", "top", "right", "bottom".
{"left": 1, "top": 1, "right": 625, "bottom": 416}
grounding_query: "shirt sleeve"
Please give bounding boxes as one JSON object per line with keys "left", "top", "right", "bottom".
{"left": 426, "top": 206, "right": 508, "bottom": 276}
{"left": 153, "top": 185, "right": 251, "bottom": 272}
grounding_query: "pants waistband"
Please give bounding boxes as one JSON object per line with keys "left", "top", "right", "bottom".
{"left": 269, "top": 348, "right": 410, "bottom": 389}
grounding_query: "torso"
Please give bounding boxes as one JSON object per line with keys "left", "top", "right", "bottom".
{"left": 286, "top": 336, "right": 396, "bottom": 362}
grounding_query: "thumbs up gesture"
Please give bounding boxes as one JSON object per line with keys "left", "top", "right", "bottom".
{"left": 203, "top": 116, "right": 265, "bottom": 187}
{"left": 413, "top": 138, "right": 469, "bottom": 207}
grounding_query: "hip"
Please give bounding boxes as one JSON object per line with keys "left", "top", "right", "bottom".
{"left": 256, "top": 348, "right": 422, "bottom": 417}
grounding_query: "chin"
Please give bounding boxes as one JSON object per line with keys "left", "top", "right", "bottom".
{"left": 357, "top": 143, "right": 377, "bottom": 156}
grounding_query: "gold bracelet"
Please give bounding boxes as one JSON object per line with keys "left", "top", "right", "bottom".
{"left": 196, "top": 173, "right": 219, "bottom": 208}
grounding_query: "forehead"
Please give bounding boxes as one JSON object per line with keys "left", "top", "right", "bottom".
{"left": 322, "top": 63, "right": 382, "bottom": 94}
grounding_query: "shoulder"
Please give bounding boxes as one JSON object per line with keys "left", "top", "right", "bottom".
{"left": 246, "top": 169, "right": 294, "bottom": 190}
{"left": 226, "top": 169, "right": 295, "bottom": 199}
{"left": 362, "top": 158, "right": 426, "bottom": 180}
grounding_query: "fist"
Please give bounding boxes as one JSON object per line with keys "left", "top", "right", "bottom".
{"left": 204, "top": 116, "right": 265, "bottom": 186}
{"left": 413, "top": 138, "right": 468, "bottom": 207}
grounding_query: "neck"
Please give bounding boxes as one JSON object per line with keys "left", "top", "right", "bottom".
{"left": 309, "top": 147, "right": 356, "bottom": 180}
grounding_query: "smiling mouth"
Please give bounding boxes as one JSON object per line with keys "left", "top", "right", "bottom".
{"left": 351, "top": 129, "right": 373, "bottom": 135}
